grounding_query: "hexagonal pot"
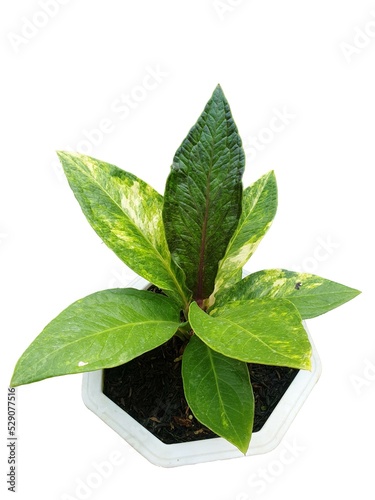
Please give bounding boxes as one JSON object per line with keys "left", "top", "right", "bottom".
{"left": 82, "top": 276, "right": 322, "bottom": 467}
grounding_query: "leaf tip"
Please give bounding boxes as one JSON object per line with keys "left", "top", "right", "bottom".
{"left": 56, "top": 150, "right": 73, "bottom": 165}
{"left": 56, "top": 150, "right": 83, "bottom": 163}
{"left": 9, "top": 372, "right": 20, "bottom": 388}
{"left": 302, "top": 354, "right": 313, "bottom": 371}
{"left": 56, "top": 150, "right": 67, "bottom": 159}
{"left": 238, "top": 441, "right": 250, "bottom": 455}
{"left": 213, "top": 83, "right": 225, "bottom": 99}
{"left": 268, "top": 169, "right": 276, "bottom": 178}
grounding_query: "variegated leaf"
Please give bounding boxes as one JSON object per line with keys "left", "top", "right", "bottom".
{"left": 213, "top": 269, "right": 361, "bottom": 318}
{"left": 189, "top": 300, "right": 312, "bottom": 370}
{"left": 211, "top": 171, "right": 277, "bottom": 304}
{"left": 57, "top": 152, "right": 190, "bottom": 309}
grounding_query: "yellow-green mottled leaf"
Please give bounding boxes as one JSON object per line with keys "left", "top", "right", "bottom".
{"left": 212, "top": 171, "right": 277, "bottom": 302}
{"left": 57, "top": 151, "right": 190, "bottom": 309}
{"left": 182, "top": 335, "right": 254, "bottom": 454}
{"left": 189, "top": 300, "right": 312, "bottom": 370}
{"left": 11, "top": 289, "right": 181, "bottom": 386}
{"left": 214, "top": 269, "right": 361, "bottom": 318}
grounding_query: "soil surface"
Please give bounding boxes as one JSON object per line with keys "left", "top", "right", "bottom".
{"left": 103, "top": 336, "right": 299, "bottom": 444}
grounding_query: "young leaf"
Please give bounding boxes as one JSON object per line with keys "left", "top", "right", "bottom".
{"left": 163, "top": 85, "right": 245, "bottom": 303}
{"left": 211, "top": 171, "right": 277, "bottom": 302}
{"left": 214, "top": 269, "right": 361, "bottom": 318}
{"left": 182, "top": 335, "right": 254, "bottom": 454}
{"left": 189, "top": 300, "right": 312, "bottom": 370}
{"left": 57, "top": 151, "right": 190, "bottom": 309}
{"left": 10, "top": 289, "right": 181, "bottom": 387}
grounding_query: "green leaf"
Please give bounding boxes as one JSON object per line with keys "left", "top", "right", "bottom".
{"left": 211, "top": 171, "right": 277, "bottom": 302}
{"left": 189, "top": 300, "right": 312, "bottom": 370}
{"left": 214, "top": 269, "right": 361, "bottom": 318}
{"left": 182, "top": 335, "right": 254, "bottom": 454}
{"left": 163, "top": 85, "right": 245, "bottom": 303}
{"left": 57, "top": 151, "right": 190, "bottom": 309}
{"left": 10, "top": 289, "right": 181, "bottom": 386}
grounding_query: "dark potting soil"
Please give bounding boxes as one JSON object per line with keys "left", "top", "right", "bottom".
{"left": 103, "top": 336, "right": 299, "bottom": 445}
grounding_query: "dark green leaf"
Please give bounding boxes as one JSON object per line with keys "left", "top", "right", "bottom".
{"left": 163, "top": 85, "right": 245, "bottom": 302}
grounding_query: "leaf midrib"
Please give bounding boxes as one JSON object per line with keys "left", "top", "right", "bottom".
{"left": 18, "top": 318, "right": 178, "bottom": 378}
{"left": 219, "top": 173, "right": 271, "bottom": 272}
{"left": 205, "top": 346, "right": 229, "bottom": 427}
{"left": 212, "top": 315, "right": 301, "bottom": 362}
{"left": 195, "top": 112, "right": 225, "bottom": 301}
{"left": 196, "top": 345, "right": 249, "bottom": 447}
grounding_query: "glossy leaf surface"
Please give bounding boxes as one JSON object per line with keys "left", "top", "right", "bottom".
{"left": 163, "top": 85, "right": 245, "bottom": 302}
{"left": 212, "top": 171, "right": 277, "bottom": 300}
{"left": 214, "top": 268, "right": 361, "bottom": 318}
{"left": 182, "top": 335, "right": 254, "bottom": 454}
{"left": 57, "top": 151, "right": 190, "bottom": 309}
{"left": 189, "top": 300, "right": 312, "bottom": 370}
{"left": 11, "top": 289, "right": 181, "bottom": 386}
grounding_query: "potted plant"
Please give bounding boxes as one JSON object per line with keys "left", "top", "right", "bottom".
{"left": 10, "top": 85, "right": 360, "bottom": 467}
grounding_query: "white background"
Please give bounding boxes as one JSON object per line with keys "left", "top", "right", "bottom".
{"left": 1, "top": 1, "right": 373, "bottom": 498}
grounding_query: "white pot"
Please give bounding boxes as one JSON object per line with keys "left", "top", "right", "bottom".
{"left": 82, "top": 276, "right": 322, "bottom": 467}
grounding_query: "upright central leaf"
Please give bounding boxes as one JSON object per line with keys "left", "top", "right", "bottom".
{"left": 163, "top": 85, "right": 245, "bottom": 302}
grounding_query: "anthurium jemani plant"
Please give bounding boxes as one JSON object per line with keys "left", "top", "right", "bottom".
{"left": 11, "top": 85, "right": 360, "bottom": 454}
